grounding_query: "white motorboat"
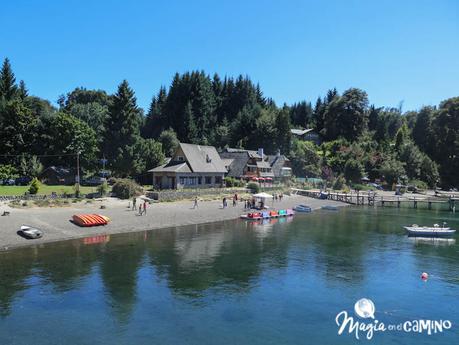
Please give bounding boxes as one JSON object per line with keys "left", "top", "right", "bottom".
{"left": 404, "top": 223, "right": 456, "bottom": 237}
{"left": 294, "top": 205, "right": 312, "bottom": 212}
{"left": 20, "top": 225, "right": 43, "bottom": 239}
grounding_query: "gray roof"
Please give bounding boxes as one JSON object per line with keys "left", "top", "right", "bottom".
{"left": 179, "top": 143, "right": 227, "bottom": 173}
{"left": 223, "top": 147, "right": 262, "bottom": 159}
{"left": 219, "top": 151, "right": 249, "bottom": 178}
{"left": 267, "top": 155, "right": 290, "bottom": 177}
{"left": 221, "top": 158, "right": 234, "bottom": 167}
{"left": 291, "top": 128, "right": 315, "bottom": 136}
{"left": 256, "top": 161, "right": 271, "bottom": 169}
{"left": 149, "top": 161, "right": 191, "bottom": 173}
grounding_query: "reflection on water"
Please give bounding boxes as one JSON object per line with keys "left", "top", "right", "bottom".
{"left": 0, "top": 207, "right": 458, "bottom": 344}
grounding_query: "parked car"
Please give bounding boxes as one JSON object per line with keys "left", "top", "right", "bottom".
{"left": 15, "top": 176, "right": 32, "bottom": 186}
{"left": 81, "top": 176, "right": 106, "bottom": 186}
{"left": 368, "top": 183, "right": 383, "bottom": 190}
{"left": 2, "top": 179, "right": 15, "bottom": 186}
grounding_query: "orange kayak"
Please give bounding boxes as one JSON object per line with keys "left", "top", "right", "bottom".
{"left": 72, "top": 214, "right": 110, "bottom": 227}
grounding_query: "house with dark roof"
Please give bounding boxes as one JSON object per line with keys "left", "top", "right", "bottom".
{"left": 291, "top": 128, "right": 321, "bottom": 144}
{"left": 267, "top": 153, "right": 292, "bottom": 181}
{"left": 149, "top": 143, "right": 227, "bottom": 189}
{"left": 220, "top": 148, "right": 292, "bottom": 182}
{"left": 39, "top": 166, "right": 76, "bottom": 185}
{"left": 219, "top": 148, "right": 275, "bottom": 181}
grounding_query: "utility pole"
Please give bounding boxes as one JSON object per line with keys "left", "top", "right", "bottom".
{"left": 76, "top": 151, "right": 81, "bottom": 197}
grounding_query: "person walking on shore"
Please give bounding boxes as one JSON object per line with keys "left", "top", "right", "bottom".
{"left": 223, "top": 197, "right": 227, "bottom": 208}
{"left": 143, "top": 201, "right": 147, "bottom": 215}
{"left": 138, "top": 203, "right": 143, "bottom": 216}
{"left": 232, "top": 196, "right": 236, "bottom": 207}
{"left": 193, "top": 197, "right": 198, "bottom": 209}
{"left": 132, "top": 197, "right": 137, "bottom": 211}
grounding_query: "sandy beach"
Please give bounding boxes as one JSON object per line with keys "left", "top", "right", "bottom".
{"left": 0, "top": 195, "right": 345, "bottom": 251}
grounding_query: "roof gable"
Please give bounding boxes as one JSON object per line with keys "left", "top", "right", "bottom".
{"left": 179, "top": 143, "right": 227, "bottom": 173}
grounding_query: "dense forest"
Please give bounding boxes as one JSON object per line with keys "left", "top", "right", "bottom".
{"left": 0, "top": 58, "right": 457, "bottom": 188}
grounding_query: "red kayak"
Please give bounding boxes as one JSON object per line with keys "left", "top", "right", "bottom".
{"left": 72, "top": 214, "right": 110, "bottom": 227}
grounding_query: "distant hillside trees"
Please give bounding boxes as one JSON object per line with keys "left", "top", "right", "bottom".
{"left": 0, "top": 57, "right": 457, "bottom": 187}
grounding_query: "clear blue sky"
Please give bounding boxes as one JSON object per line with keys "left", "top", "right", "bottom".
{"left": 1, "top": 0, "right": 458, "bottom": 112}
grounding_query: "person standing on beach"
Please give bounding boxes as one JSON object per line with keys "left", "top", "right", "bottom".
{"left": 232, "top": 196, "right": 236, "bottom": 207}
{"left": 143, "top": 201, "right": 147, "bottom": 215}
{"left": 193, "top": 196, "right": 198, "bottom": 209}
{"left": 132, "top": 197, "right": 137, "bottom": 211}
{"left": 223, "top": 197, "right": 227, "bottom": 208}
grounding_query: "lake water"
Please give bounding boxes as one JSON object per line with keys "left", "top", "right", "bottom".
{"left": 1, "top": 207, "right": 458, "bottom": 344}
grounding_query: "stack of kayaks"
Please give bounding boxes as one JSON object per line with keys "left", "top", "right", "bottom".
{"left": 72, "top": 214, "right": 110, "bottom": 227}
{"left": 240, "top": 209, "right": 294, "bottom": 220}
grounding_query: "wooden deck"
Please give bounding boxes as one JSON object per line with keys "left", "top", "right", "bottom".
{"left": 291, "top": 189, "right": 458, "bottom": 212}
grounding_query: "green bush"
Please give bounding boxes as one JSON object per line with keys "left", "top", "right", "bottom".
{"left": 225, "top": 177, "right": 243, "bottom": 187}
{"left": 112, "top": 179, "right": 143, "bottom": 199}
{"left": 352, "top": 183, "right": 375, "bottom": 191}
{"left": 409, "top": 179, "right": 428, "bottom": 190}
{"left": 247, "top": 182, "right": 260, "bottom": 193}
{"left": 28, "top": 177, "right": 40, "bottom": 194}
{"left": 224, "top": 176, "right": 235, "bottom": 187}
{"left": 333, "top": 175, "right": 346, "bottom": 190}
{"left": 97, "top": 180, "right": 109, "bottom": 196}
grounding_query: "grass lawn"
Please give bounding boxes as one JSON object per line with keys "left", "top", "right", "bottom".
{"left": 0, "top": 185, "right": 99, "bottom": 196}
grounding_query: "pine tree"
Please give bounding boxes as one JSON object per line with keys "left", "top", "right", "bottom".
{"left": 104, "top": 80, "right": 143, "bottom": 175}
{"left": 0, "top": 58, "right": 17, "bottom": 101}
{"left": 184, "top": 101, "right": 198, "bottom": 143}
{"left": 18, "top": 80, "right": 28, "bottom": 100}
{"left": 275, "top": 105, "right": 292, "bottom": 154}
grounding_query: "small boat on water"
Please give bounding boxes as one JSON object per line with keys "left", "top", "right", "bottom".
{"left": 240, "top": 209, "right": 294, "bottom": 220}
{"left": 404, "top": 223, "right": 456, "bottom": 237}
{"left": 321, "top": 205, "right": 338, "bottom": 211}
{"left": 294, "top": 205, "right": 312, "bottom": 212}
{"left": 20, "top": 225, "right": 43, "bottom": 239}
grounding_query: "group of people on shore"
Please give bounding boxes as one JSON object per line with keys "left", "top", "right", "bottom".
{"left": 273, "top": 193, "right": 283, "bottom": 202}
{"left": 132, "top": 197, "right": 148, "bottom": 215}
{"left": 191, "top": 192, "right": 284, "bottom": 211}
{"left": 222, "top": 193, "right": 238, "bottom": 208}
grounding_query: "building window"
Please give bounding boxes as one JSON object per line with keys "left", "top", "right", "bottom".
{"left": 176, "top": 156, "right": 184, "bottom": 161}
{"left": 198, "top": 177, "right": 202, "bottom": 185}
{"left": 215, "top": 176, "right": 222, "bottom": 184}
{"left": 179, "top": 177, "right": 186, "bottom": 185}
{"left": 189, "top": 177, "right": 196, "bottom": 185}
{"left": 205, "top": 176, "right": 212, "bottom": 184}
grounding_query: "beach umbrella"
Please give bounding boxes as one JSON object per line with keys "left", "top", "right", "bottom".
{"left": 253, "top": 192, "right": 274, "bottom": 199}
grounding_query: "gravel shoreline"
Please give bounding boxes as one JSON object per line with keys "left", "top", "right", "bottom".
{"left": 0, "top": 195, "right": 345, "bottom": 251}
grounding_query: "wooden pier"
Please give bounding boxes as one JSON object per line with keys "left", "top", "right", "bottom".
{"left": 291, "top": 189, "right": 457, "bottom": 212}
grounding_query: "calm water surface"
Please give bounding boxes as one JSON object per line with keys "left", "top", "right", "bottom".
{"left": 0, "top": 207, "right": 458, "bottom": 344}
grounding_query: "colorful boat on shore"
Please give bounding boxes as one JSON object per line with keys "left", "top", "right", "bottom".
{"left": 240, "top": 209, "right": 294, "bottom": 220}
{"left": 72, "top": 214, "right": 110, "bottom": 227}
